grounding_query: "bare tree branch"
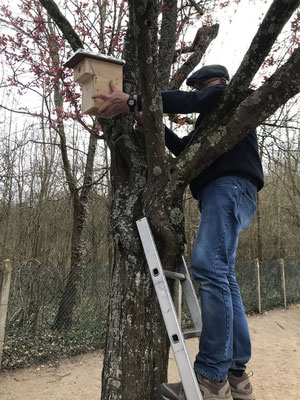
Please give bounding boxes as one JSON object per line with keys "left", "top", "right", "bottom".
{"left": 222, "top": 0, "right": 300, "bottom": 111}
{"left": 169, "top": 24, "right": 219, "bottom": 89}
{"left": 77, "top": 168, "right": 109, "bottom": 191}
{"left": 158, "top": 0, "right": 177, "bottom": 89}
{"left": 0, "top": 104, "right": 36, "bottom": 116}
{"left": 38, "top": 0, "right": 83, "bottom": 51}
{"left": 188, "top": 0, "right": 205, "bottom": 15}
{"left": 261, "top": 122, "right": 300, "bottom": 130}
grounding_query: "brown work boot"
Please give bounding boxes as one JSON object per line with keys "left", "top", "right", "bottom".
{"left": 197, "top": 374, "right": 232, "bottom": 400}
{"left": 158, "top": 374, "right": 232, "bottom": 400}
{"left": 228, "top": 371, "right": 255, "bottom": 400}
{"left": 159, "top": 382, "right": 186, "bottom": 400}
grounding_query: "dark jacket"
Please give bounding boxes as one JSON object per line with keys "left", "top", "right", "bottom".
{"left": 160, "top": 84, "right": 264, "bottom": 198}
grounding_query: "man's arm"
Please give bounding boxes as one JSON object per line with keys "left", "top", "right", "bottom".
{"left": 93, "top": 81, "right": 225, "bottom": 118}
{"left": 161, "top": 86, "right": 224, "bottom": 115}
{"left": 165, "top": 126, "right": 192, "bottom": 156}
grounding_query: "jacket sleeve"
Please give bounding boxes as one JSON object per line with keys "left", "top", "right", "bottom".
{"left": 137, "top": 84, "right": 225, "bottom": 114}
{"left": 165, "top": 126, "right": 192, "bottom": 156}
{"left": 161, "top": 85, "right": 225, "bottom": 114}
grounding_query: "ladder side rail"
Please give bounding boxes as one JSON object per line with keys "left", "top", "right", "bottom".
{"left": 136, "top": 217, "right": 202, "bottom": 400}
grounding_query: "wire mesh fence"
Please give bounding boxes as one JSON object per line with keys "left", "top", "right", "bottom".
{"left": 1, "top": 259, "right": 299, "bottom": 370}
{"left": 1, "top": 261, "right": 110, "bottom": 370}
{"left": 284, "top": 261, "right": 300, "bottom": 303}
{"left": 235, "top": 260, "right": 258, "bottom": 312}
{"left": 236, "top": 260, "right": 300, "bottom": 312}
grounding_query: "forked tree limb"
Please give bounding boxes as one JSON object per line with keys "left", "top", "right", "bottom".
{"left": 220, "top": 0, "right": 300, "bottom": 115}
{"left": 175, "top": 46, "right": 300, "bottom": 184}
{"left": 169, "top": 24, "right": 219, "bottom": 90}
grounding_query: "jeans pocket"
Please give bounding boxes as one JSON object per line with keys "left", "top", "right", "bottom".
{"left": 212, "top": 177, "right": 238, "bottom": 190}
{"left": 238, "top": 186, "right": 257, "bottom": 230}
{"left": 243, "top": 185, "right": 257, "bottom": 208}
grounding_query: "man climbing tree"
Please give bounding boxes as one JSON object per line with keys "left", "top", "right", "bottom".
{"left": 93, "top": 62, "right": 264, "bottom": 399}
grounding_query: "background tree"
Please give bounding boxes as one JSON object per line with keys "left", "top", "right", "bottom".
{"left": 0, "top": 0, "right": 112, "bottom": 330}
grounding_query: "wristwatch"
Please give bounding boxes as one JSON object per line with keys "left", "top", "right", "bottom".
{"left": 127, "top": 94, "right": 136, "bottom": 112}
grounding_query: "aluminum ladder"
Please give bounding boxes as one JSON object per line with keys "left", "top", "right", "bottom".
{"left": 136, "top": 216, "right": 203, "bottom": 400}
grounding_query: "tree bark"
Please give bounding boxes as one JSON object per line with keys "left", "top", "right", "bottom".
{"left": 101, "top": 121, "right": 186, "bottom": 399}
{"left": 101, "top": 183, "right": 172, "bottom": 400}
{"left": 100, "top": 3, "right": 188, "bottom": 397}
{"left": 158, "top": 0, "right": 177, "bottom": 89}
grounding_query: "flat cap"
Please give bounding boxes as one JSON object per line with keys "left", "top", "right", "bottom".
{"left": 186, "top": 64, "right": 229, "bottom": 86}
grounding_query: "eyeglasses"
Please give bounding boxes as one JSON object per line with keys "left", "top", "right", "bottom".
{"left": 193, "top": 78, "right": 220, "bottom": 90}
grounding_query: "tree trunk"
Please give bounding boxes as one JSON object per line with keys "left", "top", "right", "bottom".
{"left": 52, "top": 128, "right": 98, "bottom": 331}
{"left": 46, "top": 15, "right": 98, "bottom": 330}
{"left": 100, "top": 1, "right": 216, "bottom": 398}
{"left": 101, "top": 131, "right": 186, "bottom": 399}
{"left": 52, "top": 199, "right": 86, "bottom": 330}
{"left": 101, "top": 219, "right": 170, "bottom": 400}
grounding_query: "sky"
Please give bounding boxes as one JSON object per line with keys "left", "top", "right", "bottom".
{"left": 193, "top": 0, "right": 274, "bottom": 78}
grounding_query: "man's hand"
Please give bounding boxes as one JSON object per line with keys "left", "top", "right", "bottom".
{"left": 92, "top": 80, "right": 129, "bottom": 118}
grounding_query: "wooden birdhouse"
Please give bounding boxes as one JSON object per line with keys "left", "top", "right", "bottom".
{"left": 64, "top": 49, "right": 125, "bottom": 117}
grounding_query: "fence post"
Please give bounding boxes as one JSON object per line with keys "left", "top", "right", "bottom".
{"left": 255, "top": 259, "right": 262, "bottom": 314}
{"left": 0, "top": 259, "right": 12, "bottom": 372}
{"left": 280, "top": 259, "right": 287, "bottom": 310}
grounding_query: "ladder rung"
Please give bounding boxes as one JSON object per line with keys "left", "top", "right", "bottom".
{"left": 164, "top": 270, "right": 186, "bottom": 281}
{"left": 183, "top": 330, "right": 202, "bottom": 339}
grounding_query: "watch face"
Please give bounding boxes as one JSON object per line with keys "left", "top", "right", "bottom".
{"left": 128, "top": 99, "right": 135, "bottom": 106}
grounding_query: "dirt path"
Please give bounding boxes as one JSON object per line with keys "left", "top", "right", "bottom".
{"left": 1, "top": 306, "right": 299, "bottom": 400}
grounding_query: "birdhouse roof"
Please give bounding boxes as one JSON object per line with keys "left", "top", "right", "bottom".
{"left": 64, "top": 49, "right": 125, "bottom": 68}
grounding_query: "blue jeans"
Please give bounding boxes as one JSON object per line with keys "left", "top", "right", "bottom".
{"left": 190, "top": 176, "right": 257, "bottom": 381}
